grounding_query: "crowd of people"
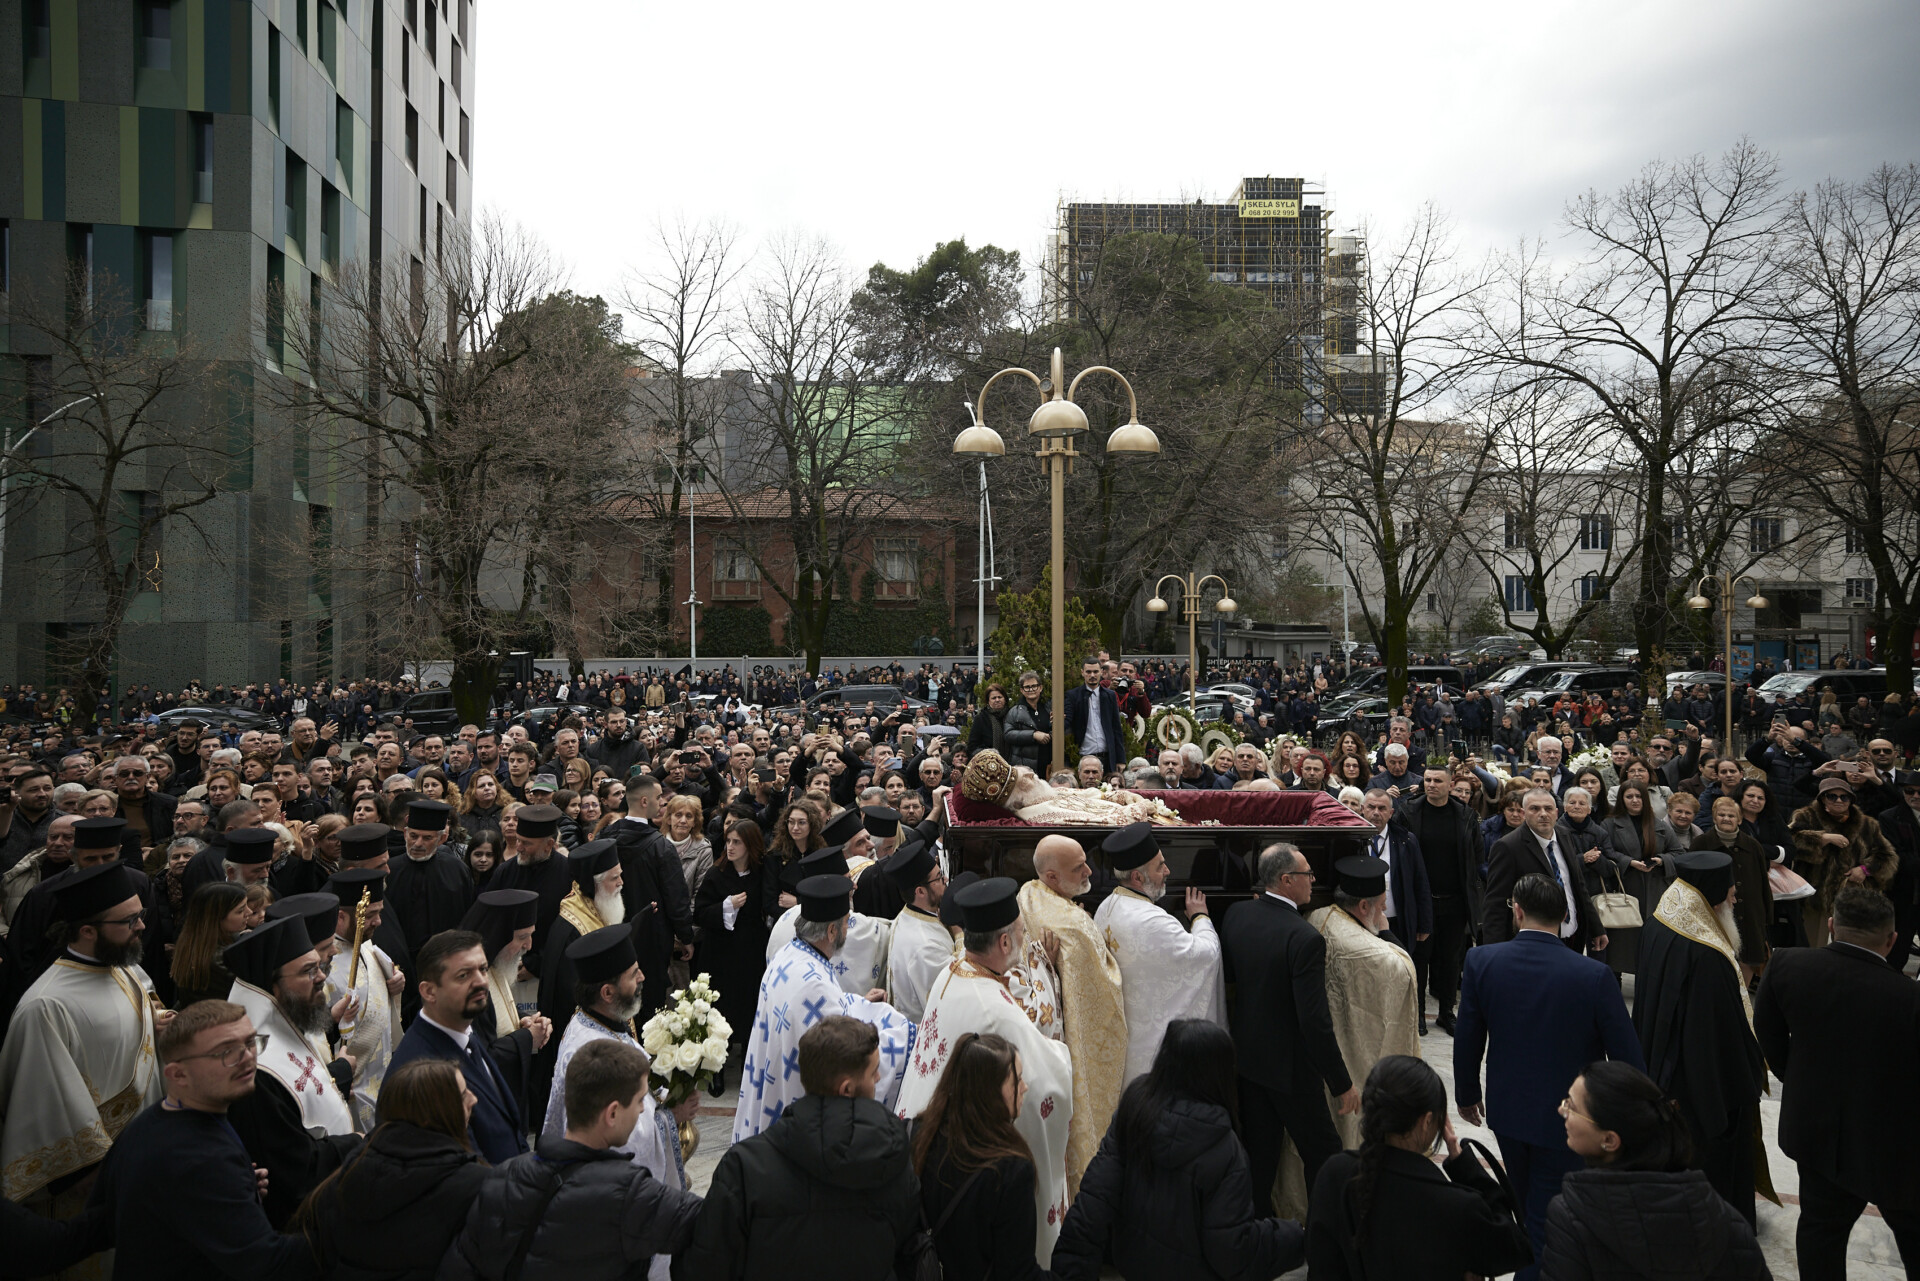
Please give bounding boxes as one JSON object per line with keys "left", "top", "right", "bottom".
{"left": 0, "top": 649, "right": 1914, "bottom": 1281}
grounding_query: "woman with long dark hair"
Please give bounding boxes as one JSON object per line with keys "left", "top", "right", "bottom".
{"left": 169, "top": 881, "right": 249, "bottom": 1009}
{"left": 913, "top": 1032, "right": 1050, "bottom": 1281}
{"left": 1603, "top": 781, "right": 1683, "bottom": 974}
{"left": 1055, "top": 1020, "right": 1303, "bottom": 1281}
{"left": 1306, "top": 1055, "right": 1531, "bottom": 1280}
{"left": 763, "top": 797, "right": 826, "bottom": 922}
{"left": 1540, "top": 1062, "right": 1765, "bottom": 1280}
{"left": 296, "top": 1058, "right": 488, "bottom": 1280}
{"left": 693, "top": 818, "right": 769, "bottom": 1088}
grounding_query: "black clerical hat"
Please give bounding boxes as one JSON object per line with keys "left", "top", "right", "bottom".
{"left": 326, "top": 867, "right": 387, "bottom": 906}
{"left": 267, "top": 892, "right": 341, "bottom": 948}
{"left": 861, "top": 806, "right": 901, "bottom": 839}
{"left": 954, "top": 876, "right": 1020, "bottom": 933}
{"left": 566, "top": 923, "right": 639, "bottom": 985}
{"left": 337, "top": 823, "right": 392, "bottom": 862}
{"left": 460, "top": 888, "right": 540, "bottom": 960}
{"left": 821, "top": 808, "right": 864, "bottom": 845}
{"left": 940, "top": 871, "right": 978, "bottom": 929}
{"left": 800, "top": 844, "right": 850, "bottom": 878}
{"left": 1334, "top": 855, "right": 1389, "bottom": 898}
{"left": 1101, "top": 822, "right": 1159, "bottom": 872}
{"left": 73, "top": 817, "right": 127, "bottom": 851}
{"left": 1671, "top": 850, "right": 1734, "bottom": 904}
{"left": 223, "top": 917, "right": 315, "bottom": 989}
{"left": 881, "top": 840, "right": 936, "bottom": 895}
{"left": 406, "top": 798, "right": 453, "bottom": 831}
{"left": 222, "top": 827, "right": 278, "bottom": 865}
{"left": 797, "top": 873, "right": 853, "bottom": 922}
{"left": 570, "top": 838, "right": 620, "bottom": 889}
{"left": 517, "top": 804, "right": 562, "bottom": 839}
{"left": 50, "top": 862, "right": 140, "bottom": 922}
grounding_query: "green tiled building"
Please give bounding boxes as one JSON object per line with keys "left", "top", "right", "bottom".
{"left": 0, "top": 0, "right": 473, "bottom": 689}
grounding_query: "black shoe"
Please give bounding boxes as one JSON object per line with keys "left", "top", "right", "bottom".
{"left": 1436, "top": 1010, "right": 1456, "bottom": 1035}
{"left": 707, "top": 1068, "right": 725, "bottom": 1098}
{"left": 1419, "top": 1014, "right": 1429, "bottom": 1037}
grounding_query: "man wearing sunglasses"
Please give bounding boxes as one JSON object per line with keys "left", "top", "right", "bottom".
{"left": 0, "top": 857, "right": 168, "bottom": 1228}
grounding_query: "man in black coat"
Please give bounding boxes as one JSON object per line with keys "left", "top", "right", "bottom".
{"left": 1063, "top": 657, "right": 1124, "bottom": 775}
{"left": 386, "top": 799, "right": 478, "bottom": 947}
{"left": 1874, "top": 773, "right": 1920, "bottom": 974}
{"left": 1220, "top": 842, "right": 1356, "bottom": 1216}
{"left": 1397, "top": 764, "right": 1486, "bottom": 1033}
{"left": 605, "top": 777, "right": 695, "bottom": 1020}
{"left": 583, "top": 708, "right": 648, "bottom": 781}
{"left": 1481, "top": 789, "right": 1606, "bottom": 954}
{"left": 1754, "top": 885, "right": 1920, "bottom": 1280}
{"left": 680, "top": 1015, "right": 921, "bottom": 1280}
{"left": 440, "top": 1038, "right": 698, "bottom": 1281}
{"left": 486, "top": 805, "right": 575, "bottom": 983}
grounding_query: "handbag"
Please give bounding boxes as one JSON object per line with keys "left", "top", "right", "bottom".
{"left": 1768, "top": 862, "right": 1817, "bottom": 901}
{"left": 1590, "top": 861, "right": 1643, "bottom": 931}
{"left": 904, "top": 1165, "right": 987, "bottom": 1281}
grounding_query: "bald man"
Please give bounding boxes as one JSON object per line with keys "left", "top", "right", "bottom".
{"left": 1016, "top": 835, "right": 1128, "bottom": 1196}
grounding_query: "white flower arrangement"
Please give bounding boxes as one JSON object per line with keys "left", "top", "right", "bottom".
{"left": 1567, "top": 745, "right": 1612, "bottom": 775}
{"left": 639, "top": 973, "right": 732, "bottom": 1106}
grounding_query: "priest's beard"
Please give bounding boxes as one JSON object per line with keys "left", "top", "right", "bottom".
{"left": 1713, "top": 899, "right": 1743, "bottom": 957}
{"left": 599, "top": 984, "right": 644, "bottom": 1024}
{"left": 276, "top": 982, "right": 332, "bottom": 1035}
{"left": 1004, "top": 772, "right": 1055, "bottom": 811}
{"left": 594, "top": 884, "right": 627, "bottom": 925}
{"left": 93, "top": 934, "right": 143, "bottom": 968}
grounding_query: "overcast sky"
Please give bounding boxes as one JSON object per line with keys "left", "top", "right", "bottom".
{"left": 475, "top": 0, "right": 1920, "bottom": 316}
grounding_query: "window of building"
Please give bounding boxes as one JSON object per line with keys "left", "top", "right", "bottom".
{"left": 1577, "top": 574, "right": 1609, "bottom": 602}
{"left": 1668, "top": 518, "right": 1686, "bottom": 553}
{"left": 1757, "top": 588, "right": 1822, "bottom": 630}
{"left": 401, "top": 37, "right": 410, "bottom": 91}
{"left": 457, "top": 0, "right": 468, "bottom": 42}
{"left": 434, "top": 202, "right": 443, "bottom": 265}
{"left": 1426, "top": 593, "right": 1438, "bottom": 613}
{"left": 334, "top": 96, "right": 353, "bottom": 182}
{"left": 141, "top": 231, "right": 173, "bottom": 330}
{"left": 320, "top": 182, "right": 341, "bottom": 270}
{"left": 1, "top": 220, "right": 10, "bottom": 295}
{"left": 445, "top": 154, "right": 456, "bottom": 210}
{"left": 459, "top": 110, "right": 470, "bottom": 166}
{"left": 409, "top": 255, "right": 424, "bottom": 329}
{"left": 1750, "top": 517, "right": 1784, "bottom": 553}
{"left": 1578, "top": 513, "right": 1612, "bottom": 551}
{"left": 423, "top": 0, "right": 436, "bottom": 61}
{"left": 66, "top": 223, "right": 93, "bottom": 314}
{"left": 284, "top": 148, "right": 306, "bottom": 255}
{"left": 1503, "top": 575, "right": 1536, "bottom": 614}
{"left": 266, "top": 247, "right": 286, "bottom": 367}
{"left": 309, "top": 273, "right": 324, "bottom": 365}
{"left": 140, "top": 1, "right": 173, "bottom": 69}
{"left": 319, "top": 0, "right": 337, "bottom": 79}
{"left": 26, "top": 0, "right": 51, "bottom": 57}
{"left": 404, "top": 106, "right": 419, "bottom": 168}
{"left": 1846, "top": 577, "right": 1875, "bottom": 602}
{"left": 437, "top": 81, "right": 445, "bottom": 136}
{"left": 1503, "top": 512, "right": 1524, "bottom": 549}
{"left": 450, "top": 36, "right": 461, "bottom": 95}
{"left": 294, "top": 0, "right": 308, "bottom": 52}
{"left": 404, "top": 0, "right": 416, "bottom": 32}
{"left": 267, "top": 26, "right": 281, "bottom": 129}
{"left": 874, "top": 538, "right": 920, "bottom": 598}
{"left": 712, "top": 539, "right": 760, "bottom": 598}
{"left": 1844, "top": 526, "right": 1868, "bottom": 554}
{"left": 191, "top": 113, "right": 214, "bottom": 203}
{"left": 418, "top": 185, "right": 428, "bottom": 245}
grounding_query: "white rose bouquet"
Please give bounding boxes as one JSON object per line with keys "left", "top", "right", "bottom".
{"left": 638, "top": 973, "right": 732, "bottom": 1107}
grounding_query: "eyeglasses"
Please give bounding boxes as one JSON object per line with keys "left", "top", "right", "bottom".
{"left": 97, "top": 910, "right": 147, "bottom": 929}
{"left": 284, "top": 962, "right": 328, "bottom": 984}
{"left": 1558, "top": 1096, "right": 1597, "bottom": 1125}
{"left": 176, "top": 1032, "right": 270, "bottom": 1067}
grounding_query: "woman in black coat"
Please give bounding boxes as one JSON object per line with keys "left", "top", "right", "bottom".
{"left": 968, "top": 683, "right": 1010, "bottom": 756}
{"left": 693, "top": 817, "right": 771, "bottom": 1081}
{"left": 913, "top": 1032, "right": 1050, "bottom": 1281}
{"left": 296, "top": 1058, "right": 489, "bottom": 1281}
{"left": 1307, "top": 1055, "right": 1533, "bottom": 1281}
{"left": 1055, "top": 1020, "right": 1303, "bottom": 1281}
{"left": 1541, "top": 1062, "right": 1767, "bottom": 1281}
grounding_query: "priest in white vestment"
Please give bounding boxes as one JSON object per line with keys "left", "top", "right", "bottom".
{"left": 879, "top": 840, "right": 951, "bottom": 1023}
{"left": 543, "top": 924, "right": 692, "bottom": 1281}
{"left": 734, "top": 873, "right": 915, "bottom": 1143}
{"left": 1092, "top": 823, "right": 1226, "bottom": 1085}
{"left": 321, "top": 870, "right": 404, "bottom": 1131}
{"left": 898, "top": 877, "right": 1075, "bottom": 1268}
{"left": 226, "top": 916, "right": 358, "bottom": 1139}
{"left": 0, "top": 860, "right": 163, "bottom": 1203}
{"left": 764, "top": 845, "right": 891, "bottom": 996}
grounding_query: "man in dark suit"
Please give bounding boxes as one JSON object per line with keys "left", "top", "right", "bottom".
{"left": 1063, "top": 656, "right": 1124, "bottom": 774}
{"left": 1455, "top": 873, "right": 1644, "bottom": 1281}
{"left": 388, "top": 928, "right": 528, "bottom": 1165}
{"left": 1221, "top": 841, "right": 1357, "bottom": 1215}
{"left": 1357, "top": 788, "right": 1432, "bottom": 1026}
{"left": 1481, "top": 787, "right": 1606, "bottom": 954}
{"left": 1397, "top": 763, "right": 1486, "bottom": 1034}
{"left": 1755, "top": 886, "right": 1920, "bottom": 1281}
{"left": 606, "top": 775, "right": 696, "bottom": 1020}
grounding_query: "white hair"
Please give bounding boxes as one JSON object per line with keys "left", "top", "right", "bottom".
{"left": 1537, "top": 736, "right": 1562, "bottom": 753}
{"left": 1563, "top": 786, "right": 1591, "bottom": 806}
{"left": 1338, "top": 786, "right": 1365, "bottom": 805}
{"left": 211, "top": 748, "right": 242, "bottom": 766}
{"left": 1384, "top": 743, "right": 1409, "bottom": 759}
{"left": 1180, "top": 743, "right": 1206, "bottom": 765}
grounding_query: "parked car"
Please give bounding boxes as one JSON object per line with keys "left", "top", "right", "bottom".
{"left": 509, "top": 702, "right": 602, "bottom": 736}
{"left": 399, "top": 689, "right": 461, "bottom": 733}
{"left": 1473, "top": 661, "right": 1594, "bottom": 697}
{"left": 1336, "top": 665, "right": 1467, "bottom": 698}
{"left": 767, "top": 684, "right": 933, "bottom": 718}
{"left": 1523, "top": 666, "right": 1644, "bottom": 699}
{"left": 153, "top": 705, "right": 281, "bottom": 732}
{"left": 1751, "top": 668, "right": 1914, "bottom": 708}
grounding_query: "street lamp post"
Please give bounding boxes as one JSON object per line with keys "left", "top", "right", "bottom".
{"left": 659, "top": 455, "right": 702, "bottom": 669}
{"left": 1688, "top": 572, "right": 1769, "bottom": 753}
{"left": 954, "top": 348, "right": 1158, "bottom": 777}
{"left": 1146, "top": 573, "right": 1237, "bottom": 715}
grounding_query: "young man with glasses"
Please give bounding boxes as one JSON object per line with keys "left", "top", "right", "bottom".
{"left": 89, "top": 999, "right": 318, "bottom": 1279}
{"left": 0, "top": 859, "right": 168, "bottom": 1226}
{"left": 222, "top": 915, "right": 360, "bottom": 1227}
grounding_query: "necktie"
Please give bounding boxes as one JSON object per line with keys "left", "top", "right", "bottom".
{"left": 1543, "top": 841, "right": 1564, "bottom": 885}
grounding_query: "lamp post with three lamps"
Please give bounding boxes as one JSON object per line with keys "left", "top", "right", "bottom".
{"left": 1688, "top": 571, "right": 1768, "bottom": 753}
{"left": 1147, "top": 574, "right": 1237, "bottom": 716}
{"left": 953, "top": 347, "right": 1158, "bottom": 777}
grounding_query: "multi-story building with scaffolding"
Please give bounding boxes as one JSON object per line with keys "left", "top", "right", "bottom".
{"left": 1047, "top": 177, "right": 1376, "bottom": 420}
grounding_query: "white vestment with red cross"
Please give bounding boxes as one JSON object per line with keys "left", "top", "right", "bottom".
{"left": 230, "top": 978, "right": 356, "bottom": 1136}
{"left": 897, "top": 960, "right": 1074, "bottom": 1268}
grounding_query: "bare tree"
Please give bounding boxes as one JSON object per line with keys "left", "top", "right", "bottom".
{"left": 2, "top": 267, "right": 233, "bottom": 721}
{"left": 268, "top": 214, "right": 638, "bottom": 720}
{"left": 1291, "top": 205, "right": 1495, "bottom": 704}
{"left": 1770, "top": 164, "right": 1920, "bottom": 695}
{"left": 621, "top": 218, "right": 744, "bottom": 649}
{"left": 1479, "top": 143, "right": 1785, "bottom": 683}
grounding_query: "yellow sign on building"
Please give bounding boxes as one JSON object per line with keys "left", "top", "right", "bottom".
{"left": 1236, "top": 198, "right": 1300, "bottom": 219}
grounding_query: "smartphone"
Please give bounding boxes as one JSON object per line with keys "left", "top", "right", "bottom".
{"left": 1771, "top": 714, "right": 1788, "bottom": 730}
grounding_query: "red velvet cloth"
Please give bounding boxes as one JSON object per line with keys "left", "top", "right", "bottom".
{"left": 946, "top": 787, "right": 1371, "bottom": 830}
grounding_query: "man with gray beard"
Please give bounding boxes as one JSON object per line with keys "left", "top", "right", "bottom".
{"left": 536, "top": 840, "right": 628, "bottom": 1037}
{"left": 1632, "top": 849, "right": 1769, "bottom": 1228}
